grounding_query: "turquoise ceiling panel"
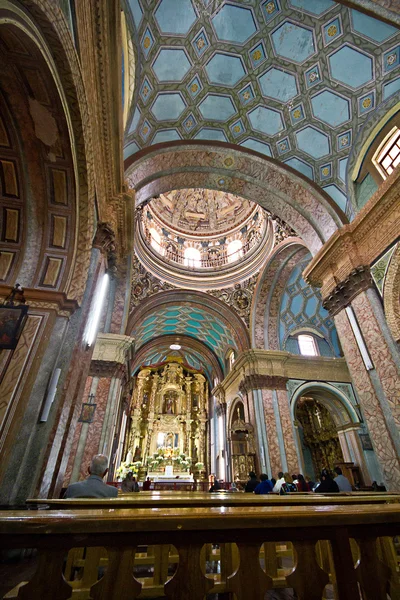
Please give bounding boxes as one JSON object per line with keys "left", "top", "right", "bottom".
{"left": 258, "top": 67, "right": 298, "bottom": 102}
{"left": 194, "top": 128, "right": 227, "bottom": 142}
{"left": 311, "top": 90, "right": 350, "bottom": 128}
{"left": 154, "top": 0, "right": 197, "bottom": 35}
{"left": 383, "top": 76, "right": 400, "bottom": 100}
{"left": 151, "top": 93, "right": 186, "bottom": 121}
{"left": 296, "top": 126, "right": 330, "bottom": 159}
{"left": 248, "top": 106, "right": 284, "bottom": 136}
{"left": 285, "top": 157, "right": 314, "bottom": 181}
{"left": 198, "top": 94, "right": 236, "bottom": 121}
{"left": 205, "top": 53, "right": 246, "bottom": 87}
{"left": 241, "top": 138, "right": 272, "bottom": 157}
{"left": 129, "top": 0, "right": 143, "bottom": 28}
{"left": 271, "top": 21, "right": 315, "bottom": 63}
{"left": 323, "top": 184, "right": 347, "bottom": 211}
{"left": 288, "top": 0, "right": 334, "bottom": 16}
{"left": 211, "top": 4, "right": 257, "bottom": 45}
{"left": 339, "top": 157, "right": 348, "bottom": 182}
{"left": 152, "top": 48, "right": 192, "bottom": 82}
{"left": 329, "top": 45, "right": 373, "bottom": 89}
{"left": 125, "top": 0, "right": 400, "bottom": 203}
{"left": 151, "top": 129, "right": 181, "bottom": 144}
{"left": 350, "top": 10, "right": 398, "bottom": 44}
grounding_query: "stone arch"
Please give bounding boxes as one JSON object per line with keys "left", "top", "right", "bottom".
{"left": 127, "top": 289, "right": 251, "bottom": 371}
{"left": 251, "top": 240, "right": 309, "bottom": 349}
{"left": 125, "top": 142, "right": 347, "bottom": 255}
{"left": 383, "top": 242, "right": 400, "bottom": 343}
{"left": 290, "top": 382, "right": 360, "bottom": 427}
{"left": 0, "top": 0, "right": 94, "bottom": 302}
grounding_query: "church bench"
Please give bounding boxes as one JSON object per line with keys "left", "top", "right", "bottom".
{"left": 1, "top": 504, "right": 400, "bottom": 599}
{"left": 26, "top": 492, "right": 400, "bottom": 510}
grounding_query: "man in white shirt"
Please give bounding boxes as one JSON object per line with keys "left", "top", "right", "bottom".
{"left": 273, "top": 472, "right": 285, "bottom": 493}
{"left": 334, "top": 467, "right": 352, "bottom": 492}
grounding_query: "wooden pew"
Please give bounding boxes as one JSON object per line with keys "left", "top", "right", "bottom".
{"left": 1, "top": 504, "right": 400, "bottom": 599}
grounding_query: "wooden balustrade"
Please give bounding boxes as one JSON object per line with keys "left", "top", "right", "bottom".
{"left": 1, "top": 504, "right": 400, "bottom": 599}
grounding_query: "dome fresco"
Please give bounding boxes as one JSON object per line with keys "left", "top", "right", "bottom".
{"left": 148, "top": 188, "right": 257, "bottom": 236}
{"left": 124, "top": 0, "right": 400, "bottom": 215}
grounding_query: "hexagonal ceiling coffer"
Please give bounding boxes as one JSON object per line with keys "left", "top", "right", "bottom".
{"left": 328, "top": 44, "right": 374, "bottom": 89}
{"left": 205, "top": 53, "right": 247, "bottom": 87}
{"left": 198, "top": 94, "right": 237, "bottom": 121}
{"left": 152, "top": 48, "right": 192, "bottom": 82}
{"left": 154, "top": 0, "right": 197, "bottom": 35}
{"left": 259, "top": 67, "right": 298, "bottom": 102}
{"left": 311, "top": 89, "right": 350, "bottom": 128}
{"left": 296, "top": 126, "right": 330, "bottom": 159}
{"left": 151, "top": 93, "right": 187, "bottom": 121}
{"left": 271, "top": 20, "right": 316, "bottom": 64}
{"left": 211, "top": 4, "right": 258, "bottom": 45}
{"left": 248, "top": 105, "right": 285, "bottom": 137}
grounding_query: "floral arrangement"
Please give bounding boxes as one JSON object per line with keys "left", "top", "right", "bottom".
{"left": 194, "top": 462, "right": 204, "bottom": 470}
{"left": 147, "top": 447, "right": 192, "bottom": 471}
{"left": 115, "top": 461, "right": 142, "bottom": 480}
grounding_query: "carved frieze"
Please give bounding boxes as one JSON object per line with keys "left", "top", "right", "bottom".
{"left": 92, "top": 332, "right": 134, "bottom": 364}
{"left": 239, "top": 374, "right": 288, "bottom": 394}
{"left": 322, "top": 266, "right": 373, "bottom": 316}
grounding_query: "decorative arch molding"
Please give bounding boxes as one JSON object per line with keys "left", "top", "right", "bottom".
{"left": 383, "top": 242, "right": 400, "bottom": 343}
{"left": 130, "top": 333, "right": 224, "bottom": 385}
{"left": 251, "top": 240, "right": 309, "bottom": 350}
{"left": 125, "top": 142, "right": 347, "bottom": 255}
{"left": 347, "top": 93, "right": 400, "bottom": 216}
{"left": 290, "top": 381, "right": 360, "bottom": 428}
{"left": 0, "top": 0, "right": 94, "bottom": 303}
{"left": 127, "top": 289, "right": 251, "bottom": 367}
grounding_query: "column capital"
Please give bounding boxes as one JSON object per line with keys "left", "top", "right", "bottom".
{"left": 322, "top": 266, "right": 373, "bottom": 317}
{"left": 239, "top": 374, "right": 288, "bottom": 393}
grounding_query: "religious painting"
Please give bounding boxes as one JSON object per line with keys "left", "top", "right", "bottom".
{"left": 163, "top": 390, "right": 177, "bottom": 414}
{"left": 78, "top": 403, "right": 97, "bottom": 423}
{"left": 0, "top": 304, "right": 28, "bottom": 349}
{"left": 359, "top": 433, "right": 373, "bottom": 451}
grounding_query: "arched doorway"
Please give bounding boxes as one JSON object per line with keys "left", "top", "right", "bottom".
{"left": 291, "top": 383, "right": 379, "bottom": 487}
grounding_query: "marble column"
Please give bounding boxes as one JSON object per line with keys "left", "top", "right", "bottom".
{"left": 324, "top": 268, "right": 400, "bottom": 489}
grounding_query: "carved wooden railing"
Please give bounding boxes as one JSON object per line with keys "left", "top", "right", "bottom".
{"left": 1, "top": 504, "right": 400, "bottom": 599}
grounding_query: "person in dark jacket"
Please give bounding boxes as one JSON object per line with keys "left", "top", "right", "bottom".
{"left": 254, "top": 473, "right": 273, "bottom": 495}
{"left": 314, "top": 469, "right": 340, "bottom": 493}
{"left": 296, "top": 474, "right": 309, "bottom": 492}
{"left": 244, "top": 471, "right": 259, "bottom": 493}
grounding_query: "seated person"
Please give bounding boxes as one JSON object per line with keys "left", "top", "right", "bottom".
{"left": 314, "top": 469, "right": 339, "bottom": 493}
{"left": 272, "top": 472, "right": 285, "bottom": 493}
{"left": 209, "top": 478, "right": 222, "bottom": 492}
{"left": 64, "top": 454, "right": 118, "bottom": 498}
{"left": 142, "top": 477, "right": 152, "bottom": 491}
{"left": 244, "top": 471, "right": 259, "bottom": 493}
{"left": 121, "top": 472, "right": 140, "bottom": 493}
{"left": 281, "top": 473, "right": 297, "bottom": 493}
{"left": 254, "top": 473, "right": 273, "bottom": 495}
{"left": 333, "top": 467, "right": 352, "bottom": 492}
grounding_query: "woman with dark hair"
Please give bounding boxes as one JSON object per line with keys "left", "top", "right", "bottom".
{"left": 314, "top": 469, "right": 340, "bottom": 493}
{"left": 296, "top": 474, "right": 309, "bottom": 492}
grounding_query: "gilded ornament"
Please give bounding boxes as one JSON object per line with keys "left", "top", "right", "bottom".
{"left": 191, "top": 83, "right": 199, "bottom": 93}
{"left": 309, "top": 71, "right": 318, "bottom": 82}
{"left": 293, "top": 109, "right": 301, "bottom": 119}
{"left": 233, "top": 125, "right": 241, "bottom": 133}
{"left": 223, "top": 157, "right": 234, "bottom": 167}
{"left": 327, "top": 25, "right": 337, "bottom": 37}
{"left": 243, "top": 91, "right": 251, "bottom": 100}
{"left": 322, "top": 167, "right": 330, "bottom": 176}
{"left": 362, "top": 97, "right": 372, "bottom": 109}
{"left": 196, "top": 37, "right": 205, "bottom": 49}
{"left": 143, "top": 36, "right": 151, "bottom": 49}
{"left": 387, "top": 53, "right": 397, "bottom": 66}
{"left": 252, "top": 49, "right": 262, "bottom": 61}
{"left": 265, "top": 1, "right": 275, "bottom": 13}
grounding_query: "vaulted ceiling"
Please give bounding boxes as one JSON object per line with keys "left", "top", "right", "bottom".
{"left": 123, "top": 0, "right": 400, "bottom": 215}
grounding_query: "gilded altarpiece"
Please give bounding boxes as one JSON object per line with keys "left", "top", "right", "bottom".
{"left": 126, "top": 359, "right": 208, "bottom": 475}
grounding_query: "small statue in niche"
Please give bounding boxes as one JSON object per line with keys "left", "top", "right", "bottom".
{"left": 193, "top": 394, "right": 199, "bottom": 409}
{"left": 133, "top": 446, "right": 142, "bottom": 461}
{"left": 142, "top": 391, "right": 149, "bottom": 405}
{"left": 166, "top": 432, "right": 174, "bottom": 447}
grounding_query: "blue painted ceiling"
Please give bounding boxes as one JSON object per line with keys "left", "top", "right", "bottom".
{"left": 124, "top": 0, "right": 400, "bottom": 213}
{"left": 132, "top": 303, "right": 238, "bottom": 368}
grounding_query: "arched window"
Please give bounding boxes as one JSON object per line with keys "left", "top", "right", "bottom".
{"left": 227, "top": 349, "right": 236, "bottom": 371}
{"left": 149, "top": 227, "right": 162, "bottom": 253}
{"left": 184, "top": 246, "right": 201, "bottom": 268}
{"left": 373, "top": 126, "right": 400, "bottom": 179}
{"left": 227, "top": 239, "right": 243, "bottom": 263}
{"left": 298, "top": 334, "right": 318, "bottom": 356}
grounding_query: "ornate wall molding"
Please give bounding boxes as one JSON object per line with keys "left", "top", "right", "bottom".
{"left": 383, "top": 242, "right": 400, "bottom": 342}
{"left": 239, "top": 375, "right": 288, "bottom": 393}
{"left": 322, "top": 266, "right": 373, "bottom": 317}
{"left": 0, "top": 284, "right": 78, "bottom": 315}
{"left": 304, "top": 171, "right": 400, "bottom": 298}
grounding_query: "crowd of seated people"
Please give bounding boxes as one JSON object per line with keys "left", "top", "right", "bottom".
{"left": 242, "top": 467, "right": 353, "bottom": 495}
